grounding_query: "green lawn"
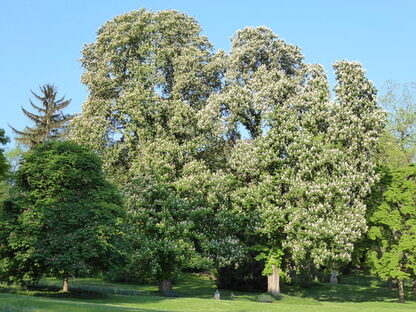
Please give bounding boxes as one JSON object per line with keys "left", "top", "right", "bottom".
{"left": 1, "top": 273, "right": 416, "bottom": 312}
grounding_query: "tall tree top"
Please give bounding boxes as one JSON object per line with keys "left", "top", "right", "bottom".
{"left": 9, "top": 84, "right": 72, "bottom": 149}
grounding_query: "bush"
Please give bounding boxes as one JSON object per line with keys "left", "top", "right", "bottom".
{"left": 257, "top": 293, "right": 274, "bottom": 303}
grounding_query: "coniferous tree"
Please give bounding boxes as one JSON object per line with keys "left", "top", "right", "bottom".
{"left": 9, "top": 84, "right": 72, "bottom": 148}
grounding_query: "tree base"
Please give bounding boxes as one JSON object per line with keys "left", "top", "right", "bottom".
{"left": 63, "top": 277, "right": 69, "bottom": 292}
{"left": 267, "top": 264, "right": 280, "bottom": 296}
{"left": 159, "top": 280, "right": 172, "bottom": 295}
{"left": 398, "top": 279, "right": 405, "bottom": 303}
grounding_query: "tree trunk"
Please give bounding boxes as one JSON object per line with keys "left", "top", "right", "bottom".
{"left": 387, "top": 277, "right": 394, "bottom": 291}
{"left": 159, "top": 279, "right": 172, "bottom": 295}
{"left": 267, "top": 264, "right": 280, "bottom": 296}
{"left": 330, "top": 270, "right": 338, "bottom": 284}
{"left": 63, "top": 276, "right": 69, "bottom": 292}
{"left": 398, "top": 279, "right": 405, "bottom": 303}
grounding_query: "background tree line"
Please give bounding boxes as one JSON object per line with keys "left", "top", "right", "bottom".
{"left": 0, "top": 8, "right": 415, "bottom": 303}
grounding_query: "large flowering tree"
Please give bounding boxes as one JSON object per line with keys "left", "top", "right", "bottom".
{"left": 207, "top": 26, "right": 385, "bottom": 294}
{"left": 70, "top": 9, "right": 242, "bottom": 293}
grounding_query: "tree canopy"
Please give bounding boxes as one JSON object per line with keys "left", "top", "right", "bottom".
{"left": 206, "top": 26, "right": 385, "bottom": 292}
{"left": 0, "top": 141, "right": 127, "bottom": 291}
{"left": 378, "top": 82, "right": 416, "bottom": 167}
{"left": 356, "top": 82, "right": 416, "bottom": 303}
{"left": 367, "top": 164, "right": 416, "bottom": 303}
{"left": 70, "top": 9, "right": 240, "bottom": 293}
{"left": 10, "top": 84, "right": 72, "bottom": 149}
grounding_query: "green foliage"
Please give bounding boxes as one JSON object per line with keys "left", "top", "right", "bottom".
{"left": 373, "top": 81, "right": 416, "bottom": 170}
{"left": 352, "top": 81, "right": 416, "bottom": 271}
{"left": 10, "top": 84, "right": 72, "bottom": 149}
{"left": 255, "top": 246, "right": 284, "bottom": 276}
{"left": 367, "top": 164, "right": 416, "bottom": 283}
{"left": 0, "top": 129, "right": 10, "bottom": 181}
{"left": 379, "top": 81, "right": 416, "bottom": 165}
{"left": 70, "top": 9, "right": 243, "bottom": 287}
{"left": 0, "top": 129, "right": 11, "bottom": 204}
{"left": 124, "top": 172, "right": 242, "bottom": 284}
{"left": 0, "top": 141, "right": 127, "bottom": 286}
{"left": 125, "top": 178, "right": 210, "bottom": 282}
{"left": 0, "top": 145, "right": 25, "bottom": 204}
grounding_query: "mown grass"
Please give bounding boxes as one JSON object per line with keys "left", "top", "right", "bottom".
{"left": 1, "top": 273, "right": 416, "bottom": 311}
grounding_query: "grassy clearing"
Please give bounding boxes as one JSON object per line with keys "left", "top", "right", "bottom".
{"left": 1, "top": 273, "right": 416, "bottom": 311}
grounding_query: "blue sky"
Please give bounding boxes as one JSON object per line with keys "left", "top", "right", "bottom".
{"left": 1, "top": 0, "right": 415, "bottom": 146}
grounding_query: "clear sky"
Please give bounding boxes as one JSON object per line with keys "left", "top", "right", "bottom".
{"left": 1, "top": 0, "right": 415, "bottom": 147}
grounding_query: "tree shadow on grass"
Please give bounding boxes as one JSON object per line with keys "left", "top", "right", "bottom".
{"left": 172, "top": 273, "right": 217, "bottom": 298}
{"left": 0, "top": 292, "right": 173, "bottom": 312}
{"left": 172, "top": 273, "right": 265, "bottom": 302}
{"left": 0, "top": 284, "right": 108, "bottom": 299}
{"left": 284, "top": 283, "right": 416, "bottom": 303}
{"left": 0, "top": 284, "right": 175, "bottom": 311}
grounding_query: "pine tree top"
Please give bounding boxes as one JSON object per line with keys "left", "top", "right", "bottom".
{"left": 9, "top": 84, "right": 72, "bottom": 148}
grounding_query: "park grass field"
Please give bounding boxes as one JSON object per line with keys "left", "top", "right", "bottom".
{"left": 1, "top": 273, "right": 416, "bottom": 311}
